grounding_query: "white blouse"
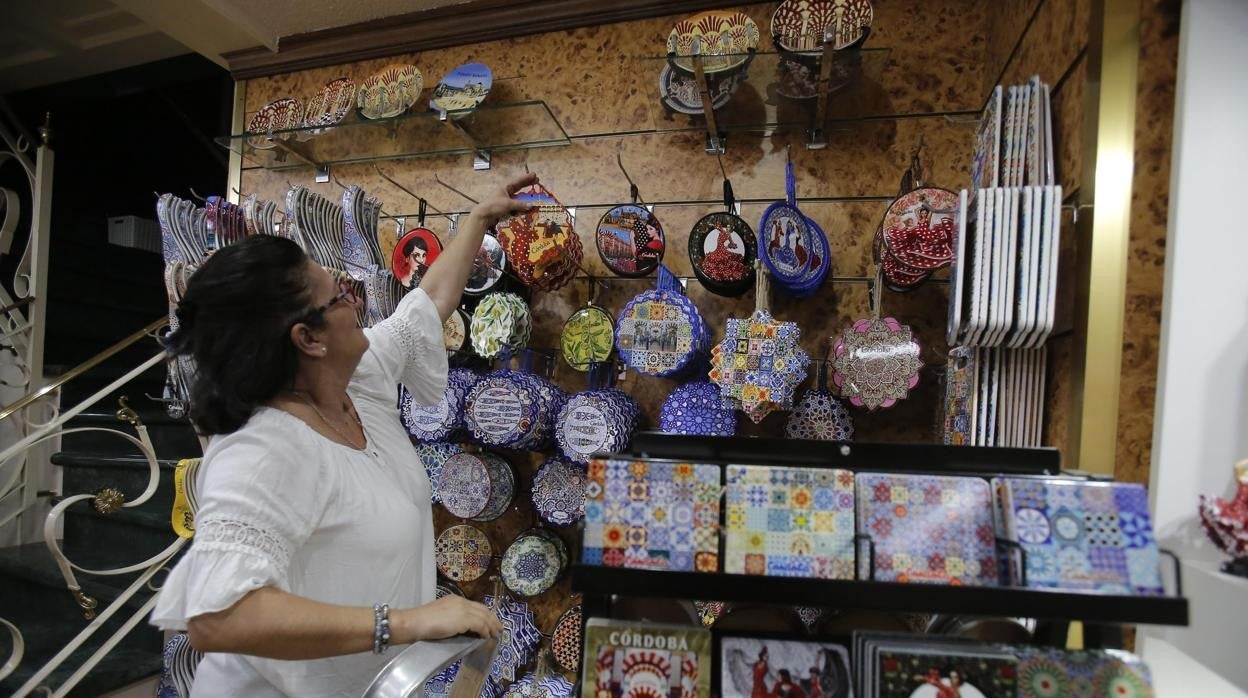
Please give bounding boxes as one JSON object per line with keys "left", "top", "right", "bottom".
{"left": 151, "top": 288, "right": 449, "bottom": 698}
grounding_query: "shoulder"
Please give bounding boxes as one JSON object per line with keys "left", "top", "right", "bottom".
{"left": 199, "top": 409, "right": 324, "bottom": 491}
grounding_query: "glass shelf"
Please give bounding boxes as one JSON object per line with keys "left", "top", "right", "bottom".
{"left": 217, "top": 100, "right": 570, "bottom": 171}
{"left": 640, "top": 49, "right": 981, "bottom": 148}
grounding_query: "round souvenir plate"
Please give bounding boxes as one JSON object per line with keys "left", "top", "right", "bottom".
{"left": 302, "top": 77, "right": 356, "bottom": 132}
{"left": 465, "top": 234, "right": 507, "bottom": 295}
{"left": 784, "top": 388, "right": 854, "bottom": 441}
{"left": 358, "top": 64, "right": 422, "bottom": 119}
{"left": 501, "top": 530, "right": 566, "bottom": 597}
{"left": 246, "top": 98, "right": 302, "bottom": 149}
{"left": 758, "top": 202, "right": 814, "bottom": 284}
{"left": 551, "top": 605, "right": 583, "bottom": 673}
{"left": 470, "top": 293, "right": 531, "bottom": 358}
{"left": 596, "top": 205, "right": 665, "bottom": 277}
{"left": 614, "top": 290, "right": 704, "bottom": 377}
{"left": 659, "top": 64, "right": 742, "bottom": 114}
{"left": 771, "top": 0, "right": 874, "bottom": 53}
{"left": 555, "top": 394, "right": 625, "bottom": 465}
{"left": 532, "top": 457, "right": 587, "bottom": 527}
{"left": 392, "top": 227, "right": 443, "bottom": 288}
{"left": 414, "top": 442, "right": 464, "bottom": 503}
{"left": 464, "top": 373, "right": 539, "bottom": 445}
{"left": 830, "top": 316, "right": 923, "bottom": 410}
{"left": 688, "top": 211, "right": 756, "bottom": 296}
{"left": 434, "top": 523, "right": 492, "bottom": 582}
{"left": 474, "top": 452, "right": 516, "bottom": 522}
{"left": 560, "top": 305, "right": 615, "bottom": 371}
{"left": 430, "top": 62, "right": 493, "bottom": 114}
{"left": 667, "top": 11, "right": 761, "bottom": 75}
{"left": 438, "top": 453, "right": 494, "bottom": 519}
{"left": 496, "top": 184, "right": 576, "bottom": 287}
{"left": 879, "top": 187, "right": 960, "bottom": 272}
{"left": 443, "top": 308, "right": 469, "bottom": 351}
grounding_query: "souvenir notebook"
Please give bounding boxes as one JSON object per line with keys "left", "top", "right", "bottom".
{"left": 582, "top": 619, "right": 712, "bottom": 698}
{"left": 1015, "top": 647, "right": 1155, "bottom": 698}
{"left": 584, "top": 458, "right": 721, "bottom": 573}
{"left": 872, "top": 641, "right": 1018, "bottom": 698}
{"left": 993, "top": 478, "right": 1165, "bottom": 595}
{"left": 855, "top": 473, "right": 998, "bottom": 586}
{"left": 725, "top": 465, "right": 856, "bottom": 579}
{"left": 719, "top": 635, "right": 852, "bottom": 698}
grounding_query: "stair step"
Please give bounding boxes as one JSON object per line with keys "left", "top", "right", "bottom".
{"left": 60, "top": 412, "right": 201, "bottom": 462}
{"left": 52, "top": 453, "right": 179, "bottom": 517}
{"left": 0, "top": 543, "right": 153, "bottom": 612}
{"left": 63, "top": 504, "right": 179, "bottom": 566}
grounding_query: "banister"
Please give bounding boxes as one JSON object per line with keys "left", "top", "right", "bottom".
{"left": 0, "top": 316, "right": 167, "bottom": 423}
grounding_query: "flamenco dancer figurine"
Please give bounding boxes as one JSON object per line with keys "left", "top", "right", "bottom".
{"left": 1199, "top": 458, "right": 1248, "bottom": 577}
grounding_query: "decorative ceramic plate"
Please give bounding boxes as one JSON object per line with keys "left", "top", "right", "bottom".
{"left": 503, "top": 671, "right": 575, "bottom": 698}
{"left": 495, "top": 184, "right": 579, "bottom": 289}
{"left": 551, "top": 605, "right": 583, "bottom": 673}
{"left": 614, "top": 270, "right": 709, "bottom": 378}
{"left": 465, "top": 233, "right": 507, "bottom": 295}
{"left": 688, "top": 211, "right": 756, "bottom": 296}
{"left": 532, "top": 457, "right": 588, "bottom": 527}
{"left": 474, "top": 452, "right": 517, "bottom": 522}
{"left": 771, "top": 0, "right": 874, "bottom": 52}
{"left": 430, "top": 62, "right": 493, "bottom": 114}
{"left": 484, "top": 593, "right": 540, "bottom": 683}
{"left": 659, "top": 381, "right": 738, "bottom": 436}
{"left": 501, "top": 529, "right": 567, "bottom": 597}
{"left": 246, "top": 98, "right": 302, "bottom": 149}
{"left": 784, "top": 388, "right": 854, "bottom": 441}
{"left": 709, "top": 309, "right": 811, "bottom": 423}
{"left": 758, "top": 202, "right": 814, "bottom": 285}
{"left": 414, "top": 441, "right": 464, "bottom": 503}
{"left": 560, "top": 305, "right": 615, "bottom": 371}
{"left": 438, "top": 452, "right": 514, "bottom": 520}
{"left": 402, "top": 368, "right": 475, "bottom": 443}
{"left": 469, "top": 293, "right": 531, "bottom": 358}
{"left": 357, "top": 63, "right": 422, "bottom": 119}
{"left": 831, "top": 317, "right": 922, "bottom": 410}
{"left": 443, "top": 308, "right": 468, "bottom": 351}
{"left": 435, "top": 582, "right": 464, "bottom": 599}
{"left": 596, "top": 205, "right": 665, "bottom": 277}
{"left": 659, "top": 64, "right": 743, "bottom": 114}
{"left": 879, "top": 187, "right": 960, "bottom": 272}
{"left": 302, "top": 77, "right": 356, "bottom": 132}
{"left": 434, "top": 524, "right": 492, "bottom": 582}
{"left": 392, "top": 227, "right": 443, "bottom": 288}
{"left": 555, "top": 391, "right": 638, "bottom": 465}
{"left": 464, "top": 371, "right": 539, "bottom": 445}
{"left": 667, "top": 11, "right": 761, "bottom": 74}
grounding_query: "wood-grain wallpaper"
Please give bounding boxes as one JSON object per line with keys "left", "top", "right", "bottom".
{"left": 230, "top": 0, "right": 1176, "bottom": 664}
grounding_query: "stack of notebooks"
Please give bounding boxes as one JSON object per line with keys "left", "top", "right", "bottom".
{"left": 855, "top": 633, "right": 1154, "bottom": 698}
{"left": 580, "top": 619, "right": 711, "bottom": 698}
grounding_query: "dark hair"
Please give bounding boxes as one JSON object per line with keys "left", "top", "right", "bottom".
{"left": 164, "top": 235, "right": 323, "bottom": 435}
{"left": 402, "top": 235, "right": 429, "bottom": 258}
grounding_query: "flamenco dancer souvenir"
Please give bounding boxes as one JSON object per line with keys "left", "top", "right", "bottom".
{"left": 759, "top": 159, "right": 829, "bottom": 294}
{"left": 710, "top": 265, "right": 811, "bottom": 423}
{"left": 1200, "top": 459, "right": 1248, "bottom": 577}
{"left": 874, "top": 143, "right": 959, "bottom": 291}
{"left": 785, "top": 362, "right": 854, "bottom": 441}
{"left": 689, "top": 178, "right": 757, "bottom": 296}
{"left": 615, "top": 265, "right": 711, "bottom": 378}
{"left": 596, "top": 204, "right": 664, "bottom": 277}
{"left": 494, "top": 183, "right": 582, "bottom": 290}
{"left": 830, "top": 273, "right": 922, "bottom": 410}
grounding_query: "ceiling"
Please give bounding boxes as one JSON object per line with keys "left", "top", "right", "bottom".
{"left": 0, "top": 0, "right": 470, "bottom": 93}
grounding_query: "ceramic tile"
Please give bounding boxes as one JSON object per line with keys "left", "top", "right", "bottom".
{"left": 725, "top": 465, "right": 857, "bottom": 580}
{"left": 584, "top": 458, "right": 721, "bottom": 573}
{"left": 855, "top": 473, "right": 998, "bottom": 586}
{"left": 1016, "top": 647, "right": 1154, "bottom": 698}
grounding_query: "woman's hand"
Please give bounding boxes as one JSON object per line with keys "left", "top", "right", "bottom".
{"left": 469, "top": 171, "right": 539, "bottom": 226}
{"left": 395, "top": 595, "right": 504, "bottom": 643}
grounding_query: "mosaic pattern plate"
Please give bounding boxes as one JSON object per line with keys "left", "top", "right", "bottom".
{"left": 1016, "top": 648, "right": 1154, "bottom": 698}
{"left": 584, "top": 458, "right": 721, "bottom": 573}
{"left": 532, "top": 457, "right": 588, "bottom": 527}
{"left": 434, "top": 524, "right": 492, "bottom": 582}
{"left": 830, "top": 316, "right": 922, "bottom": 410}
{"left": 856, "top": 473, "right": 998, "bottom": 586}
{"left": 551, "top": 604, "right": 583, "bottom": 673}
{"left": 709, "top": 309, "right": 811, "bottom": 423}
{"left": 726, "top": 465, "right": 857, "bottom": 579}
{"left": 784, "top": 388, "right": 854, "bottom": 441}
{"left": 501, "top": 529, "right": 568, "bottom": 597}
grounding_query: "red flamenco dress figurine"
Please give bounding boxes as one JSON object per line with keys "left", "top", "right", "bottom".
{"left": 702, "top": 221, "right": 749, "bottom": 282}
{"left": 1199, "top": 458, "right": 1248, "bottom": 577}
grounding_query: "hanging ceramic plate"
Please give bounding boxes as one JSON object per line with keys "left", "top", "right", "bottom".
{"left": 434, "top": 524, "right": 492, "bottom": 582}
{"left": 465, "top": 234, "right": 507, "bottom": 296}
{"left": 758, "top": 202, "right": 814, "bottom": 285}
{"left": 246, "top": 98, "right": 302, "bottom": 149}
{"left": 501, "top": 529, "right": 567, "bottom": 597}
{"left": 551, "top": 605, "right": 583, "bottom": 673}
{"left": 474, "top": 452, "right": 517, "bottom": 521}
{"left": 532, "top": 457, "right": 587, "bottom": 527}
{"left": 596, "top": 205, "right": 665, "bottom": 277}
{"left": 430, "top": 62, "right": 493, "bottom": 114}
{"left": 710, "top": 309, "right": 812, "bottom": 423}
{"left": 464, "top": 371, "right": 540, "bottom": 445}
{"left": 437, "top": 452, "right": 505, "bottom": 519}
{"left": 771, "top": 0, "right": 874, "bottom": 53}
{"left": 658, "top": 64, "right": 743, "bottom": 114}
{"left": 358, "top": 63, "right": 423, "bottom": 119}
{"left": 495, "top": 184, "right": 577, "bottom": 288}
{"left": 688, "top": 211, "right": 756, "bottom": 296}
{"left": 483, "top": 594, "right": 540, "bottom": 683}
{"left": 443, "top": 308, "right": 469, "bottom": 351}
{"left": 879, "top": 187, "right": 960, "bottom": 272}
{"left": 414, "top": 442, "right": 464, "bottom": 503}
{"left": 784, "top": 388, "right": 854, "bottom": 441}
{"left": 830, "top": 316, "right": 923, "bottom": 410}
{"left": 392, "top": 227, "right": 443, "bottom": 289}
{"left": 302, "top": 77, "right": 356, "bottom": 132}
{"left": 469, "top": 293, "right": 531, "bottom": 358}
{"left": 560, "top": 305, "right": 615, "bottom": 371}
{"left": 659, "top": 381, "right": 738, "bottom": 436}
{"left": 667, "top": 10, "right": 761, "bottom": 75}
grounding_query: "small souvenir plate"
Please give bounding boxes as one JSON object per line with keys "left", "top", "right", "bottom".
{"left": 758, "top": 202, "right": 814, "bottom": 284}
{"left": 246, "top": 98, "right": 302, "bottom": 149}
{"left": 392, "top": 227, "right": 443, "bottom": 289}
{"left": 495, "top": 184, "right": 576, "bottom": 287}
{"left": 414, "top": 442, "right": 464, "bottom": 503}
{"left": 560, "top": 305, "right": 615, "bottom": 371}
{"left": 443, "top": 308, "right": 469, "bottom": 351}
{"left": 667, "top": 11, "right": 761, "bottom": 75}
{"left": 879, "top": 187, "right": 960, "bottom": 272}
{"left": 830, "top": 317, "right": 922, "bottom": 410}
{"left": 501, "top": 529, "right": 566, "bottom": 597}
{"left": 784, "top": 388, "right": 854, "bottom": 441}
{"left": 596, "top": 205, "right": 664, "bottom": 277}
{"left": 358, "top": 63, "right": 422, "bottom": 120}
{"left": 434, "top": 523, "right": 492, "bottom": 582}
{"left": 438, "top": 453, "right": 493, "bottom": 519}
{"left": 689, "top": 211, "right": 757, "bottom": 296}
{"left": 532, "top": 457, "right": 587, "bottom": 527}
{"left": 302, "top": 77, "right": 356, "bottom": 132}
{"left": 430, "top": 62, "right": 493, "bottom": 114}
{"left": 551, "top": 605, "right": 583, "bottom": 673}
{"left": 473, "top": 452, "right": 517, "bottom": 522}
{"left": 659, "top": 64, "right": 741, "bottom": 114}
{"left": 771, "top": 0, "right": 874, "bottom": 53}
{"left": 465, "top": 234, "right": 507, "bottom": 295}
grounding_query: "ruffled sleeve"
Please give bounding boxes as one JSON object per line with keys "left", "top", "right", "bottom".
{"left": 357, "top": 287, "right": 448, "bottom": 406}
{"left": 150, "top": 422, "right": 328, "bottom": 630}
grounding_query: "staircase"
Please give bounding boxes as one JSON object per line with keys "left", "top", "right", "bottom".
{"left": 0, "top": 363, "right": 200, "bottom": 696}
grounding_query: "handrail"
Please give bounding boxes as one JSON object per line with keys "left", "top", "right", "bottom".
{"left": 0, "top": 296, "right": 33, "bottom": 317}
{"left": 0, "top": 316, "right": 167, "bottom": 422}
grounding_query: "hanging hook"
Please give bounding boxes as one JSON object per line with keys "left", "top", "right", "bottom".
{"left": 716, "top": 150, "right": 728, "bottom": 182}
{"left": 330, "top": 172, "right": 348, "bottom": 190}
{"left": 187, "top": 188, "right": 208, "bottom": 203}
{"left": 433, "top": 173, "right": 479, "bottom": 205}
{"left": 373, "top": 165, "right": 448, "bottom": 217}
{"left": 615, "top": 146, "right": 645, "bottom": 207}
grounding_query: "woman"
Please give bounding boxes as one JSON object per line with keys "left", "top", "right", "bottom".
{"left": 150, "top": 173, "right": 539, "bottom": 696}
